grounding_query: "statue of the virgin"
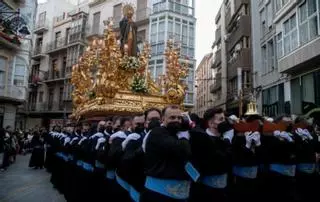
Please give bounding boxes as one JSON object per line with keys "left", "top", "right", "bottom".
{"left": 119, "top": 4, "right": 138, "bottom": 57}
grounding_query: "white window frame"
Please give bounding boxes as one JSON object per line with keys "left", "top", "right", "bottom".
{"left": 298, "top": 0, "right": 318, "bottom": 45}
{"left": 282, "top": 14, "right": 298, "bottom": 55}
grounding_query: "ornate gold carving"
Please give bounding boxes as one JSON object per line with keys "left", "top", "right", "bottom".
{"left": 70, "top": 14, "right": 188, "bottom": 119}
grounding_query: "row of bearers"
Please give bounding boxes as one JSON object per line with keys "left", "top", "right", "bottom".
{"left": 45, "top": 105, "right": 320, "bottom": 202}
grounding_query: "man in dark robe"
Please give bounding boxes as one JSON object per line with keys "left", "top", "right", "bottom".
{"left": 189, "top": 108, "right": 233, "bottom": 202}
{"left": 140, "top": 105, "right": 191, "bottom": 202}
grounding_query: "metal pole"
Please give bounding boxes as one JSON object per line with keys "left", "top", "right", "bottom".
{"left": 239, "top": 89, "right": 243, "bottom": 118}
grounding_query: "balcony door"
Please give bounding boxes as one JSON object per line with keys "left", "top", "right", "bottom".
{"left": 92, "top": 12, "right": 100, "bottom": 34}
{"left": 48, "top": 88, "right": 54, "bottom": 111}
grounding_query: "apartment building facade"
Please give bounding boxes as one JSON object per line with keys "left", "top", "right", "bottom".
{"left": 27, "top": 0, "right": 84, "bottom": 129}
{"left": 252, "top": 0, "right": 320, "bottom": 117}
{"left": 194, "top": 53, "right": 214, "bottom": 117}
{"left": 0, "top": 0, "right": 36, "bottom": 129}
{"left": 149, "top": 0, "right": 196, "bottom": 108}
{"left": 211, "top": 0, "right": 252, "bottom": 116}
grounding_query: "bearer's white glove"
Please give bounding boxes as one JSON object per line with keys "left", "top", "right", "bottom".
{"left": 64, "top": 137, "right": 71, "bottom": 146}
{"left": 245, "top": 132, "right": 253, "bottom": 149}
{"left": 280, "top": 131, "right": 293, "bottom": 142}
{"left": 109, "top": 131, "right": 126, "bottom": 144}
{"left": 121, "top": 133, "right": 141, "bottom": 150}
{"left": 223, "top": 129, "right": 234, "bottom": 144}
{"left": 177, "top": 131, "right": 190, "bottom": 140}
{"left": 142, "top": 130, "right": 151, "bottom": 153}
{"left": 302, "top": 129, "right": 313, "bottom": 140}
{"left": 251, "top": 131, "right": 261, "bottom": 146}
{"left": 273, "top": 130, "right": 281, "bottom": 137}
{"left": 95, "top": 137, "right": 106, "bottom": 150}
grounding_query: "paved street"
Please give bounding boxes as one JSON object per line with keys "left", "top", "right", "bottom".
{"left": 0, "top": 154, "right": 65, "bottom": 202}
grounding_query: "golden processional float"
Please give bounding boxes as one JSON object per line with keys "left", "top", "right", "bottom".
{"left": 69, "top": 20, "right": 187, "bottom": 119}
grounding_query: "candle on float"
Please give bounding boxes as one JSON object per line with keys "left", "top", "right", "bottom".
{"left": 124, "top": 44, "right": 128, "bottom": 50}
{"left": 92, "top": 39, "right": 97, "bottom": 47}
{"left": 98, "top": 39, "right": 103, "bottom": 45}
{"left": 86, "top": 46, "right": 90, "bottom": 51}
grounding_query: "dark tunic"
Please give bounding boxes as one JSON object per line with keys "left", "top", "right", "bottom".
{"left": 29, "top": 134, "right": 45, "bottom": 168}
{"left": 188, "top": 128, "right": 232, "bottom": 202}
{"left": 108, "top": 132, "right": 131, "bottom": 202}
{"left": 230, "top": 134, "right": 263, "bottom": 202}
{"left": 141, "top": 126, "right": 191, "bottom": 202}
{"left": 294, "top": 132, "right": 318, "bottom": 201}
{"left": 119, "top": 131, "right": 146, "bottom": 198}
{"left": 262, "top": 135, "right": 299, "bottom": 202}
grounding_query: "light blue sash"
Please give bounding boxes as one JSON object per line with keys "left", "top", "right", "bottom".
{"left": 201, "top": 173, "right": 228, "bottom": 189}
{"left": 270, "top": 164, "right": 296, "bottom": 177}
{"left": 106, "top": 170, "right": 115, "bottom": 179}
{"left": 95, "top": 160, "right": 105, "bottom": 169}
{"left": 233, "top": 166, "right": 258, "bottom": 179}
{"left": 145, "top": 176, "right": 190, "bottom": 200}
{"left": 129, "top": 186, "right": 140, "bottom": 202}
{"left": 115, "top": 173, "right": 130, "bottom": 191}
{"left": 297, "top": 163, "right": 316, "bottom": 174}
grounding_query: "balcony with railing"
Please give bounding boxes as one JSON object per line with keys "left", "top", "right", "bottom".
{"left": 227, "top": 87, "right": 251, "bottom": 102}
{"left": 227, "top": 48, "right": 251, "bottom": 79}
{"left": 210, "top": 72, "right": 222, "bottom": 93}
{"left": 227, "top": 15, "right": 251, "bottom": 51}
{"left": 215, "top": 27, "right": 221, "bottom": 44}
{"left": 34, "top": 19, "right": 49, "bottom": 34}
{"left": 46, "top": 37, "right": 68, "bottom": 53}
{"left": 68, "top": 31, "right": 86, "bottom": 45}
{"left": 152, "top": 1, "right": 194, "bottom": 17}
{"left": 0, "top": 85, "right": 27, "bottom": 102}
{"left": 214, "top": 49, "right": 222, "bottom": 66}
{"left": 32, "top": 45, "right": 46, "bottom": 59}
{"left": 29, "top": 101, "right": 71, "bottom": 113}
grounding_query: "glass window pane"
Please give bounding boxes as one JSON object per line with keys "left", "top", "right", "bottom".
{"left": 299, "top": 23, "right": 309, "bottom": 44}
{"left": 308, "top": 0, "right": 317, "bottom": 16}
{"left": 151, "top": 23, "right": 157, "bottom": 33}
{"left": 175, "top": 23, "right": 180, "bottom": 34}
{"left": 0, "top": 56, "right": 6, "bottom": 71}
{"left": 284, "top": 35, "right": 290, "bottom": 54}
{"left": 309, "top": 16, "right": 318, "bottom": 39}
{"left": 284, "top": 20, "right": 290, "bottom": 34}
{"left": 302, "top": 73, "right": 315, "bottom": 103}
{"left": 159, "top": 21, "right": 165, "bottom": 32}
{"left": 290, "top": 14, "right": 296, "bottom": 29}
{"left": 15, "top": 64, "right": 25, "bottom": 76}
{"left": 291, "top": 30, "right": 298, "bottom": 50}
{"left": 168, "top": 21, "right": 173, "bottom": 32}
{"left": 299, "top": 2, "right": 307, "bottom": 23}
{"left": 277, "top": 40, "right": 283, "bottom": 58}
{"left": 155, "top": 65, "right": 162, "bottom": 77}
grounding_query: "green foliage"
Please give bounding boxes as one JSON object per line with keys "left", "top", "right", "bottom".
{"left": 131, "top": 74, "right": 148, "bottom": 94}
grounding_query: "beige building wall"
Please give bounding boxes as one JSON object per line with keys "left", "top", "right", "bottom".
{"left": 194, "top": 53, "right": 214, "bottom": 117}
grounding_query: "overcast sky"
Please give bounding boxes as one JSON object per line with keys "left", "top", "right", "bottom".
{"left": 38, "top": 0, "right": 223, "bottom": 67}
{"left": 195, "top": 0, "right": 222, "bottom": 67}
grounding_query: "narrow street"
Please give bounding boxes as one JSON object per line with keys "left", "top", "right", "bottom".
{"left": 0, "top": 154, "right": 65, "bottom": 202}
